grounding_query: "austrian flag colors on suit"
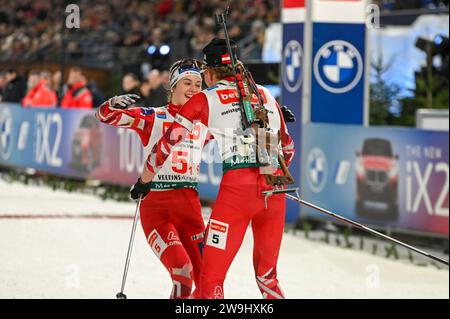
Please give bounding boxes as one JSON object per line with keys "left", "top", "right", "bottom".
{"left": 144, "top": 74, "right": 295, "bottom": 299}
{"left": 96, "top": 98, "right": 209, "bottom": 299}
{"left": 96, "top": 102, "right": 210, "bottom": 191}
{"left": 145, "top": 79, "right": 294, "bottom": 174}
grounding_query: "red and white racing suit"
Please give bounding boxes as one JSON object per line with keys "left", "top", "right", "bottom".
{"left": 146, "top": 77, "right": 295, "bottom": 299}
{"left": 96, "top": 101, "right": 210, "bottom": 299}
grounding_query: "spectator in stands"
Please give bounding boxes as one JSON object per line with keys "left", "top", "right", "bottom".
{"left": 60, "top": 67, "right": 93, "bottom": 109}
{"left": 188, "top": 17, "right": 217, "bottom": 60}
{"left": 244, "top": 20, "right": 266, "bottom": 60}
{"left": 161, "top": 70, "right": 170, "bottom": 89}
{"left": 22, "top": 69, "right": 57, "bottom": 108}
{"left": 138, "top": 79, "right": 152, "bottom": 107}
{"left": 146, "top": 69, "right": 167, "bottom": 107}
{"left": 123, "top": 20, "right": 144, "bottom": 47}
{"left": 156, "top": 0, "right": 174, "bottom": 18}
{"left": 2, "top": 0, "right": 447, "bottom": 66}
{"left": 121, "top": 73, "right": 141, "bottom": 96}
{"left": 85, "top": 77, "right": 105, "bottom": 108}
{"left": 52, "top": 70, "right": 65, "bottom": 100}
{"left": 1, "top": 68, "right": 27, "bottom": 103}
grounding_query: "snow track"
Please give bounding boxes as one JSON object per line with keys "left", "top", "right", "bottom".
{"left": 0, "top": 179, "right": 448, "bottom": 298}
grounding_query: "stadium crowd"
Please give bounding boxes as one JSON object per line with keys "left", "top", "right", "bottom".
{"left": 0, "top": 0, "right": 279, "bottom": 65}
{"left": 0, "top": 66, "right": 171, "bottom": 109}
{"left": 1, "top": 0, "right": 446, "bottom": 63}
{"left": 0, "top": 0, "right": 448, "bottom": 108}
{"left": 0, "top": 0, "right": 281, "bottom": 108}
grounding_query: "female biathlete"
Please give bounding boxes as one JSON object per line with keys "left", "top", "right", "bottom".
{"left": 96, "top": 59, "right": 209, "bottom": 298}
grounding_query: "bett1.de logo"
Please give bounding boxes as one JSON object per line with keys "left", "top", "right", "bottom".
{"left": 314, "top": 40, "right": 363, "bottom": 94}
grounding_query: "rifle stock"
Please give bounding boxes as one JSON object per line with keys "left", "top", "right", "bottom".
{"left": 215, "top": 12, "right": 295, "bottom": 187}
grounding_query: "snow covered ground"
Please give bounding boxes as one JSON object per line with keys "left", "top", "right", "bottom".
{"left": 0, "top": 179, "right": 448, "bottom": 299}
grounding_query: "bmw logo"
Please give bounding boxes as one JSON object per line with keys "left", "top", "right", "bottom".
{"left": 0, "top": 108, "right": 13, "bottom": 160}
{"left": 306, "top": 148, "right": 328, "bottom": 193}
{"left": 283, "top": 40, "right": 303, "bottom": 93}
{"left": 314, "top": 40, "right": 363, "bottom": 94}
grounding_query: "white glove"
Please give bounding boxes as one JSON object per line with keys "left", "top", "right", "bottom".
{"left": 108, "top": 94, "right": 140, "bottom": 109}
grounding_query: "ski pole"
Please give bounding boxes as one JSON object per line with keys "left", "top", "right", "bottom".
{"left": 285, "top": 193, "right": 449, "bottom": 266}
{"left": 116, "top": 196, "right": 142, "bottom": 299}
{"left": 263, "top": 189, "right": 449, "bottom": 267}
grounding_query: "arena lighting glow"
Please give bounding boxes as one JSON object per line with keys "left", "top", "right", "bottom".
{"left": 147, "top": 45, "right": 157, "bottom": 55}
{"left": 160, "top": 44, "right": 171, "bottom": 56}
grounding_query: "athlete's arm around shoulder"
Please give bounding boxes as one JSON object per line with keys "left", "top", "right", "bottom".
{"left": 95, "top": 94, "right": 157, "bottom": 145}
{"left": 174, "top": 91, "right": 210, "bottom": 130}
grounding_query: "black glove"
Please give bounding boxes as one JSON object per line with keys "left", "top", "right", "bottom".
{"left": 108, "top": 94, "right": 140, "bottom": 109}
{"left": 129, "top": 178, "right": 151, "bottom": 200}
{"left": 280, "top": 105, "right": 296, "bottom": 123}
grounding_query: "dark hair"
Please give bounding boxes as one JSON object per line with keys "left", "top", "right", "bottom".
{"left": 123, "top": 72, "right": 140, "bottom": 81}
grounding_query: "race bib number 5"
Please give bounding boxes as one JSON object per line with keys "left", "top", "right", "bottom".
{"left": 206, "top": 219, "right": 229, "bottom": 250}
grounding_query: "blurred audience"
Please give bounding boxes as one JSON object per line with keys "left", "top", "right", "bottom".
{"left": 85, "top": 80, "right": 105, "bottom": 108}
{"left": 161, "top": 70, "right": 170, "bottom": 88}
{"left": 1, "top": 68, "right": 26, "bottom": 103}
{"left": 0, "top": 66, "right": 104, "bottom": 109}
{"left": 1, "top": 0, "right": 447, "bottom": 108}
{"left": 60, "top": 67, "right": 93, "bottom": 109}
{"left": 138, "top": 79, "right": 152, "bottom": 106}
{"left": 0, "top": 0, "right": 288, "bottom": 64}
{"left": 0, "top": 0, "right": 447, "bottom": 65}
{"left": 22, "top": 69, "right": 57, "bottom": 108}
{"left": 146, "top": 69, "right": 167, "bottom": 107}
{"left": 51, "top": 70, "right": 63, "bottom": 98}
{"left": 121, "top": 73, "right": 141, "bottom": 96}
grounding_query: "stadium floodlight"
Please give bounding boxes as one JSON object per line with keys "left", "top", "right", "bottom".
{"left": 159, "top": 44, "right": 171, "bottom": 56}
{"left": 147, "top": 45, "right": 157, "bottom": 55}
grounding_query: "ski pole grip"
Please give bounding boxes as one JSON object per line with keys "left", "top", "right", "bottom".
{"left": 262, "top": 187, "right": 299, "bottom": 209}
{"left": 262, "top": 187, "right": 299, "bottom": 196}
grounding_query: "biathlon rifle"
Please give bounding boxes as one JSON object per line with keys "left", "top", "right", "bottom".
{"left": 215, "top": 6, "right": 295, "bottom": 187}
